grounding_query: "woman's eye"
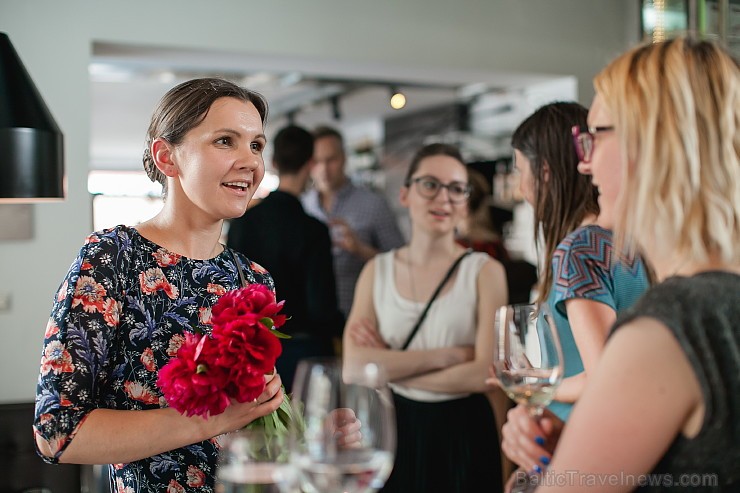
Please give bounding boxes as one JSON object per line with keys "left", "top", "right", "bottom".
{"left": 451, "top": 185, "right": 467, "bottom": 195}
{"left": 215, "top": 136, "right": 232, "bottom": 146}
{"left": 421, "top": 180, "right": 439, "bottom": 191}
{"left": 251, "top": 142, "right": 264, "bottom": 152}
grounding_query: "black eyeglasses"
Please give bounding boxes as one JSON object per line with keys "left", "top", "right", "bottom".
{"left": 405, "top": 176, "right": 471, "bottom": 203}
{"left": 571, "top": 125, "right": 615, "bottom": 163}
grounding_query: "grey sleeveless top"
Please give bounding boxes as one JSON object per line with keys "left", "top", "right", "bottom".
{"left": 613, "top": 271, "right": 739, "bottom": 492}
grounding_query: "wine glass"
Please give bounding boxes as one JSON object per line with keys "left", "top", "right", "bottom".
{"left": 493, "top": 302, "right": 563, "bottom": 416}
{"left": 287, "top": 357, "right": 396, "bottom": 493}
{"left": 493, "top": 303, "right": 563, "bottom": 492}
{"left": 215, "top": 428, "right": 299, "bottom": 493}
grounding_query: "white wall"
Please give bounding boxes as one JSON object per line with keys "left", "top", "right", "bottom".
{"left": 0, "top": 0, "right": 638, "bottom": 403}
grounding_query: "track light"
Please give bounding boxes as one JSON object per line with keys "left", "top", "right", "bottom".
{"left": 330, "top": 95, "right": 341, "bottom": 120}
{"left": 389, "top": 86, "right": 406, "bottom": 110}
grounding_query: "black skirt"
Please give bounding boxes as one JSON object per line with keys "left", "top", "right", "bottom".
{"left": 382, "top": 391, "right": 503, "bottom": 493}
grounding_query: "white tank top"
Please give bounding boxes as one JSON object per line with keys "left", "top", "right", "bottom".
{"left": 373, "top": 249, "right": 489, "bottom": 402}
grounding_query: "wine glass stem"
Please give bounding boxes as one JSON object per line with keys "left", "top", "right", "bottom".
{"left": 527, "top": 405, "right": 544, "bottom": 419}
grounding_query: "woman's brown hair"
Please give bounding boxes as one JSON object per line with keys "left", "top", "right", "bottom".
{"left": 142, "top": 77, "right": 268, "bottom": 196}
{"left": 511, "top": 101, "right": 598, "bottom": 304}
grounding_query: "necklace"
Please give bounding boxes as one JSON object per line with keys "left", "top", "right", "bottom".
{"left": 406, "top": 253, "right": 419, "bottom": 303}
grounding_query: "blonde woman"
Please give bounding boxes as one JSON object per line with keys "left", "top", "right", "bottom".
{"left": 502, "top": 37, "right": 739, "bottom": 492}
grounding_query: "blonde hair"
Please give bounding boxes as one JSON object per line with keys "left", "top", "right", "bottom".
{"left": 595, "top": 37, "right": 740, "bottom": 266}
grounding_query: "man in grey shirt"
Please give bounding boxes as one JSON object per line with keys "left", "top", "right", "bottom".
{"left": 302, "top": 125, "right": 404, "bottom": 318}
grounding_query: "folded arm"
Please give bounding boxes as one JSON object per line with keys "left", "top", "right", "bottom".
{"left": 395, "top": 259, "right": 508, "bottom": 394}
{"left": 342, "top": 259, "right": 473, "bottom": 382}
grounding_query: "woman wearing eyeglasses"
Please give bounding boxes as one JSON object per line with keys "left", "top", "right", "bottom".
{"left": 509, "top": 101, "right": 651, "bottom": 417}
{"left": 492, "top": 103, "right": 652, "bottom": 484}
{"left": 343, "top": 143, "right": 509, "bottom": 492}
{"left": 501, "top": 37, "right": 739, "bottom": 492}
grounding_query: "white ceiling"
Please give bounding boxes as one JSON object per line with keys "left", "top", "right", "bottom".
{"left": 89, "top": 42, "right": 560, "bottom": 170}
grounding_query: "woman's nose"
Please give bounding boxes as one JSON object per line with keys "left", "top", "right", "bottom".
{"left": 238, "top": 151, "right": 262, "bottom": 170}
{"left": 434, "top": 185, "right": 453, "bottom": 203}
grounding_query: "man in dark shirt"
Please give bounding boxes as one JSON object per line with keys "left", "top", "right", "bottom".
{"left": 227, "top": 125, "right": 344, "bottom": 392}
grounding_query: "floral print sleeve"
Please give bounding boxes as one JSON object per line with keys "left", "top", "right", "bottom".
{"left": 33, "top": 226, "right": 274, "bottom": 492}
{"left": 34, "top": 228, "right": 126, "bottom": 463}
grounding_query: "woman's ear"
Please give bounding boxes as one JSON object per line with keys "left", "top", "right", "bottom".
{"left": 399, "top": 185, "right": 410, "bottom": 207}
{"left": 541, "top": 160, "right": 551, "bottom": 183}
{"left": 151, "top": 138, "right": 178, "bottom": 178}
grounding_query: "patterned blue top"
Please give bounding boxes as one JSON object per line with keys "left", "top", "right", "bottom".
{"left": 302, "top": 181, "right": 404, "bottom": 317}
{"left": 547, "top": 225, "right": 650, "bottom": 421}
{"left": 33, "top": 225, "right": 273, "bottom": 492}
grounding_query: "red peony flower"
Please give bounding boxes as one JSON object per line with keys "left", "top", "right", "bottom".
{"left": 210, "top": 284, "right": 288, "bottom": 336}
{"left": 157, "top": 333, "right": 231, "bottom": 417}
{"left": 157, "top": 283, "right": 291, "bottom": 419}
{"left": 212, "top": 318, "right": 283, "bottom": 375}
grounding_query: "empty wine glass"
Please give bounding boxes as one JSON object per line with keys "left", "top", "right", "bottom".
{"left": 287, "top": 357, "right": 396, "bottom": 493}
{"left": 215, "top": 428, "right": 298, "bottom": 493}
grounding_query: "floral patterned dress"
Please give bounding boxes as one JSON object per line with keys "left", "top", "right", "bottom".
{"left": 33, "top": 225, "right": 273, "bottom": 492}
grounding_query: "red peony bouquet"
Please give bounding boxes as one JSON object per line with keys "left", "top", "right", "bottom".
{"left": 157, "top": 284, "right": 298, "bottom": 436}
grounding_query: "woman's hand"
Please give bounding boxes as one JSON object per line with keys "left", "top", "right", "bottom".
{"left": 501, "top": 404, "right": 563, "bottom": 472}
{"left": 329, "top": 218, "right": 376, "bottom": 261}
{"left": 208, "top": 373, "right": 285, "bottom": 436}
{"left": 327, "top": 408, "right": 363, "bottom": 448}
{"left": 348, "top": 318, "right": 388, "bottom": 349}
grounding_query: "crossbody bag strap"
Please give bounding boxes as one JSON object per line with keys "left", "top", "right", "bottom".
{"left": 228, "top": 248, "right": 249, "bottom": 288}
{"left": 400, "top": 249, "right": 473, "bottom": 350}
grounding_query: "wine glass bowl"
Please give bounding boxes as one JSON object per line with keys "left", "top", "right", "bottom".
{"left": 215, "top": 428, "right": 298, "bottom": 493}
{"left": 493, "top": 303, "right": 563, "bottom": 417}
{"left": 288, "top": 357, "right": 396, "bottom": 493}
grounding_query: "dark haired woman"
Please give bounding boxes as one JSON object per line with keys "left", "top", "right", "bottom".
{"left": 33, "top": 78, "right": 284, "bottom": 491}
{"left": 512, "top": 102, "right": 651, "bottom": 419}
{"left": 495, "top": 102, "right": 651, "bottom": 476}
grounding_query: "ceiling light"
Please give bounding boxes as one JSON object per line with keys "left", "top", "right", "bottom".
{"left": 0, "top": 32, "right": 65, "bottom": 202}
{"left": 330, "top": 95, "right": 341, "bottom": 120}
{"left": 389, "top": 86, "right": 406, "bottom": 110}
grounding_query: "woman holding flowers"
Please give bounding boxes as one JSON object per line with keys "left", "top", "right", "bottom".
{"left": 33, "top": 78, "right": 287, "bottom": 491}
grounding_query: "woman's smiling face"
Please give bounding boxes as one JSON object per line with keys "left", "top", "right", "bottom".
{"left": 166, "top": 97, "right": 267, "bottom": 221}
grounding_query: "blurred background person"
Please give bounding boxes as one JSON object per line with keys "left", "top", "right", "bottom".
{"left": 302, "top": 125, "right": 404, "bottom": 320}
{"left": 456, "top": 168, "right": 510, "bottom": 261}
{"left": 228, "top": 124, "right": 343, "bottom": 393}
{"left": 456, "top": 168, "right": 537, "bottom": 304}
{"left": 343, "top": 143, "right": 508, "bottom": 492}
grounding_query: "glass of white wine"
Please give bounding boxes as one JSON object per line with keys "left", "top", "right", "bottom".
{"left": 287, "top": 357, "right": 396, "bottom": 493}
{"left": 493, "top": 303, "right": 563, "bottom": 492}
{"left": 493, "top": 303, "right": 563, "bottom": 417}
